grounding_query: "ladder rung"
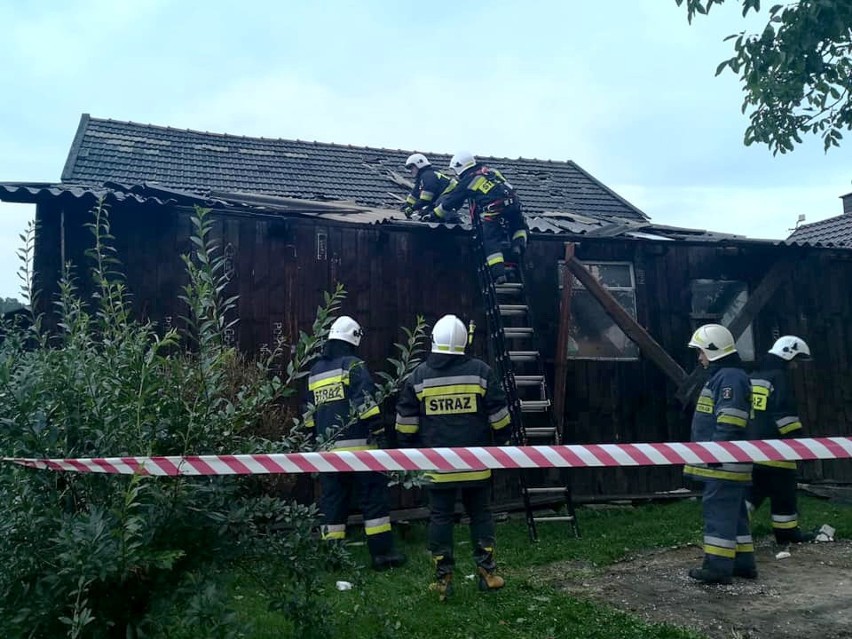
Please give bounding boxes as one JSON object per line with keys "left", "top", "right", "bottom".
{"left": 525, "top": 427, "right": 557, "bottom": 438}
{"left": 498, "top": 304, "right": 528, "bottom": 316}
{"left": 508, "top": 351, "right": 539, "bottom": 362}
{"left": 495, "top": 283, "right": 523, "bottom": 294}
{"left": 533, "top": 516, "right": 576, "bottom": 523}
{"left": 514, "top": 375, "right": 545, "bottom": 387}
{"left": 520, "top": 400, "right": 551, "bottom": 412}
{"left": 504, "top": 327, "right": 534, "bottom": 338}
{"left": 525, "top": 487, "right": 569, "bottom": 494}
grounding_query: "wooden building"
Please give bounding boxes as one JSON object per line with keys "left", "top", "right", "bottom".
{"left": 1, "top": 114, "right": 850, "bottom": 502}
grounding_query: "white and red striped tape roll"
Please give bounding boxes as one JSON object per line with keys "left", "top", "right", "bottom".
{"left": 2, "top": 437, "right": 851, "bottom": 476}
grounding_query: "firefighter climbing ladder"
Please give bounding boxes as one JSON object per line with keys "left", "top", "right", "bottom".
{"left": 470, "top": 209, "right": 580, "bottom": 541}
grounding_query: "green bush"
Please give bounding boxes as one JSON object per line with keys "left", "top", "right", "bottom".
{"left": 0, "top": 203, "right": 423, "bottom": 638}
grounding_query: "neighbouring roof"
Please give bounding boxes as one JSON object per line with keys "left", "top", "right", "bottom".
{"left": 787, "top": 213, "right": 852, "bottom": 248}
{"left": 60, "top": 114, "right": 649, "bottom": 222}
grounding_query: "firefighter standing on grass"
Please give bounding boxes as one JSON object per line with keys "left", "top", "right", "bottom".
{"left": 431, "top": 152, "right": 529, "bottom": 284}
{"left": 305, "top": 316, "right": 406, "bottom": 571}
{"left": 684, "top": 324, "right": 757, "bottom": 584}
{"left": 394, "top": 314, "right": 511, "bottom": 600}
{"left": 401, "top": 153, "right": 457, "bottom": 220}
{"left": 747, "top": 335, "right": 816, "bottom": 544}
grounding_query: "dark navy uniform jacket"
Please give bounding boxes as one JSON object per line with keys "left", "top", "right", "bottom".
{"left": 683, "top": 362, "right": 752, "bottom": 483}
{"left": 749, "top": 355, "right": 803, "bottom": 470}
{"left": 305, "top": 353, "right": 381, "bottom": 451}
{"left": 395, "top": 353, "right": 511, "bottom": 485}
{"left": 405, "top": 167, "right": 456, "bottom": 212}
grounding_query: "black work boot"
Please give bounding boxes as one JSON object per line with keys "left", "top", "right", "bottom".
{"left": 777, "top": 528, "right": 816, "bottom": 544}
{"left": 428, "top": 555, "right": 454, "bottom": 601}
{"left": 688, "top": 567, "right": 732, "bottom": 585}
{"left": 371, "top": 550, "right": 407, "bottom": 571}
{"left": 733, "top": 565, "right": 758, "bottom": 579}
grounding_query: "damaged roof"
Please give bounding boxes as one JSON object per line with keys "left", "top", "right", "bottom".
{"left": 0, "top": 181, "right": 745, "bottom": 244}
{"left": 60, "top": 114, "right": 649, "bottom": 222}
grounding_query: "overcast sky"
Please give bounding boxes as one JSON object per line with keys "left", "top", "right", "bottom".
{"left": 1, "top": 0, "right": 850, "bottom": 299}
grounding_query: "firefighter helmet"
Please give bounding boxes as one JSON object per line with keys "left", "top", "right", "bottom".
{"left": 688, "top": 324, "right": 736, "bottom": 362}
{"left": 328, "top": 316, "right": 363, "bottom": 347}
{"left": 431, "top": 314, "right": 468, "bottom": 355}
{"left": 448, "top": 151, "right": 477, "bottom": 177}
{"left": 769, "top": 335, "right": 811, "bottom": 361}
{"left": 405, "top": 153, "right": 430, "bottom": 170}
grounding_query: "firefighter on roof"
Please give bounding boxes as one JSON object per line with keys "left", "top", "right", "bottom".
{"left": 401, "top": 153, "right": 457, "bottom": 220}
{"left": 305, "top": 316, "right": 406, "bottom": 571}
{"left": 747, "top": 335, "right": 816, "bottom": 544}
{"left": 394, "top": 314, "right": 511, "bottom": 600}
{"left": 431, "top": 152, "right": 529, "bottom": 284}
{"left": 684, "top": 324, "right": 756, "bottom": 585}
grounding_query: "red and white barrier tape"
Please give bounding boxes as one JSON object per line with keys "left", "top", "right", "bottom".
{"left": 2, "top": 437, "right": 851, "bottom": 476}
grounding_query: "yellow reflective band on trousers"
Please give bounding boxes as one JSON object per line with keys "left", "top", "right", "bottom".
{"left": 364, "top": 517, "right": 392, "bottom": 536}
{"left": 322, "top": 524, "right": 346, "bottom": 540}
{"left": 426, "top": 469, "right": 492, "bottom": 483}
{"left": 420, "top": 191, "right": 434, "bottom": 201}
{"left": 772, "top": 514, "right": 799, "bottom": 529}
{"left": 704, "top": 544, "right": 736, "bottom": 559}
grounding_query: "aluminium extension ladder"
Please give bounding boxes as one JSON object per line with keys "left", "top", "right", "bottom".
{"left": 469, "top": 207, "right": 580, "bottom": 541}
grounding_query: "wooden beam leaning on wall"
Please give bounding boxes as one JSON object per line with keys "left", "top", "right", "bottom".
{"left": 564, "top": 256, "right": 689, "bottom": 388}
{"left": 553, "top": 243, "right": 576, "bottom": 437}
{"left": 674, "top": 258, "right": 797, "bottom": 405}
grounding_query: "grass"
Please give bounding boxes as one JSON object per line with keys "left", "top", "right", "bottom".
{"left": 230, "top": 495, "right": 852, "bottom": 639}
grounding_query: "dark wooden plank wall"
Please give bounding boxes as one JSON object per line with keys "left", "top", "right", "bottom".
{"left": 35, "top": 201, "right": 852, "bottom": 501}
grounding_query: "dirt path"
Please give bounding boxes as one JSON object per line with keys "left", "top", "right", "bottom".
{"left": 547, "top": 540, "right": 852, "bottom": 638}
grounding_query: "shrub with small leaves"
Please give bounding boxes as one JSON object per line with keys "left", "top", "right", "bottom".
{"left": 0, "top": 203, "right": 424, "bottom": 638}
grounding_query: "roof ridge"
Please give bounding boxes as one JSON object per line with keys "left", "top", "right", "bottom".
{"left": 83, "top": 115, "right": 585, "bottom": 168}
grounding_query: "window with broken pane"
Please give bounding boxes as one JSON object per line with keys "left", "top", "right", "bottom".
{"left": 558, "top": 261, "right": 640, "bottom": 361}
{"left": 689, "top": 279, "right": 755, "bottom": 361}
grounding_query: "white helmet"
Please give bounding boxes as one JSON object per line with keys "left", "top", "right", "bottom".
{"left": 448, "top": 151, "right": 477, "bottom": 177}
{"left": 769, "top": 335, "right": 811, "bottom": 361}
{"left": 431, "top": 314, "right": 467, "bottom": 355}
{"left": 405, "top": 153, "right": 430, "bottom": 170}
{"left": 688, "top": 324, "right": 736, "bottom": 362}
{"left": 328, "top": 316, "right": 363, "bottom": 347}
